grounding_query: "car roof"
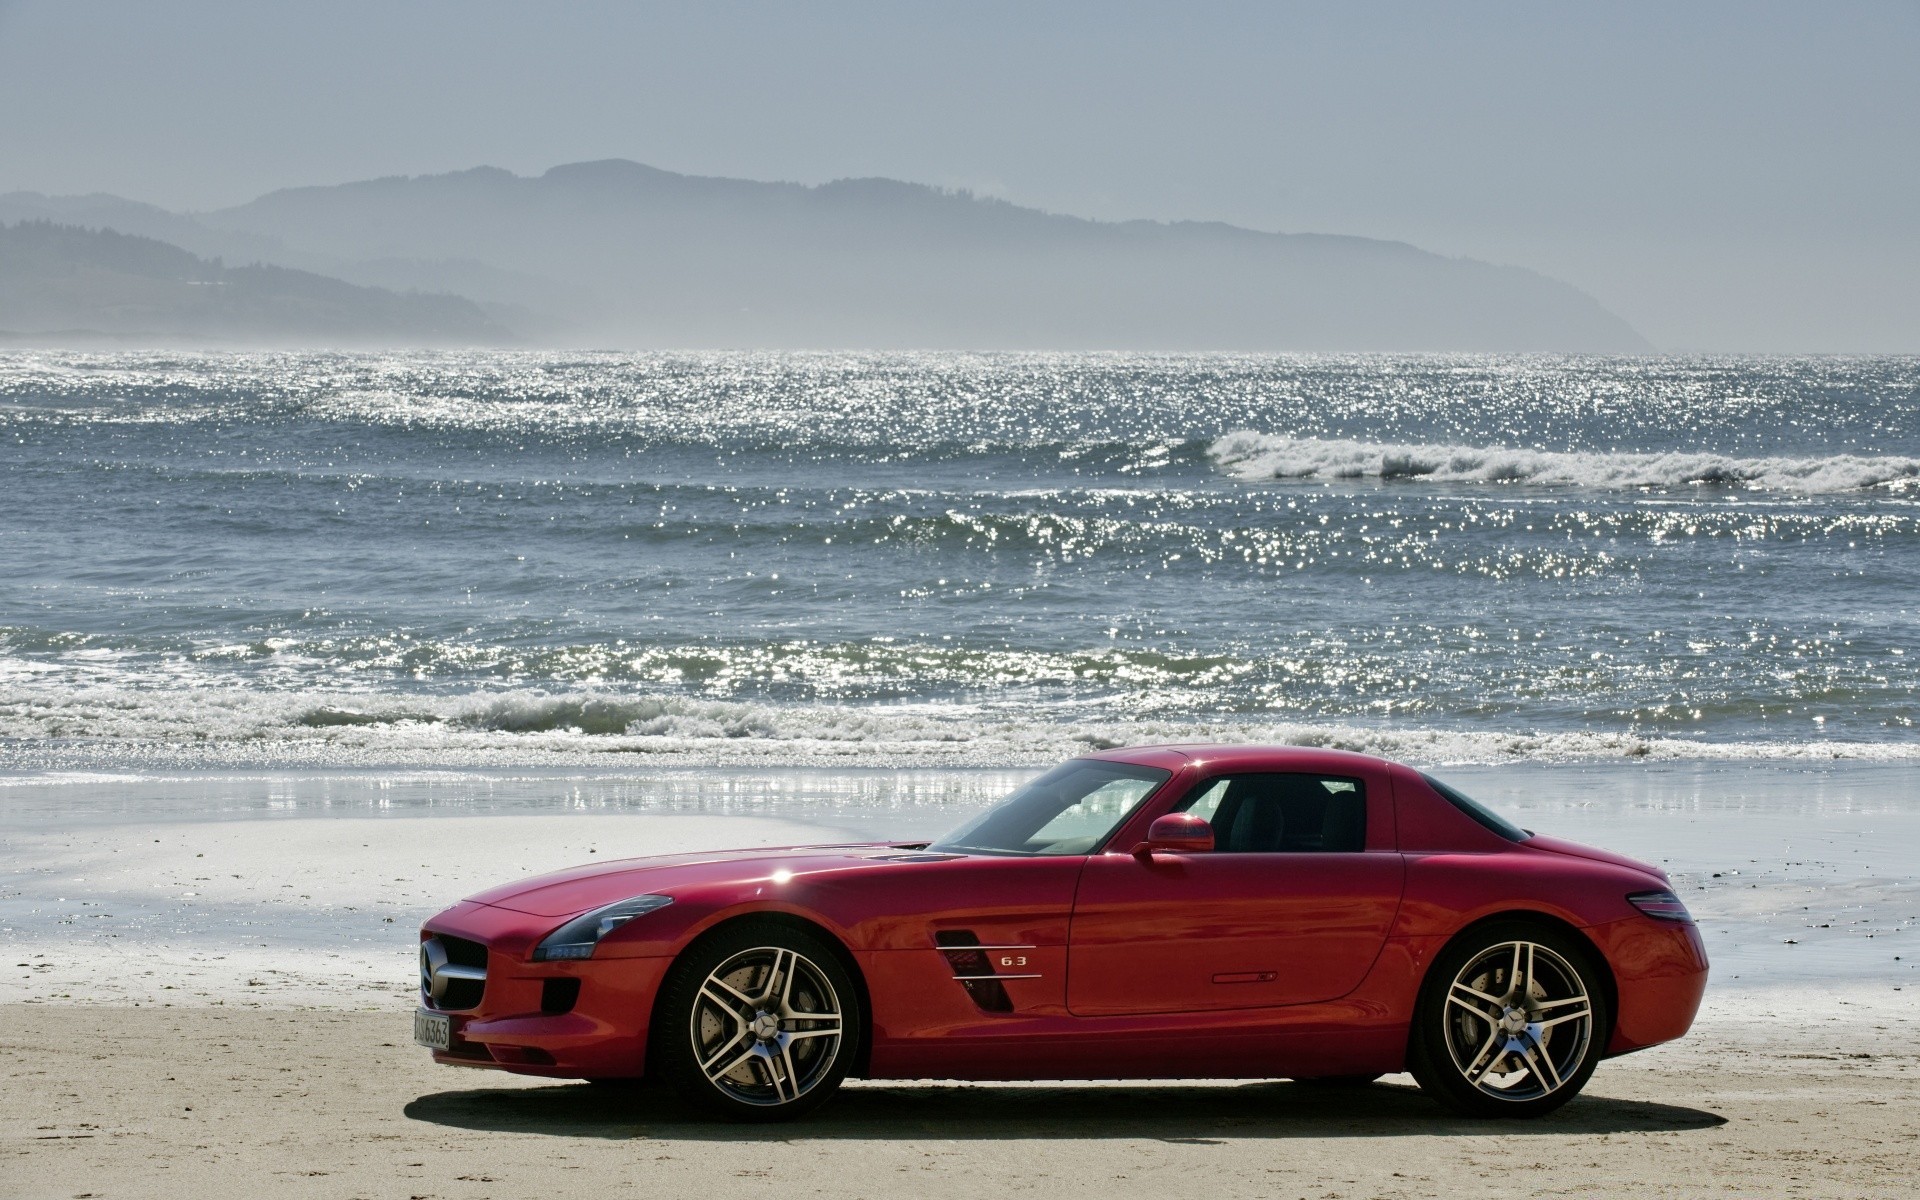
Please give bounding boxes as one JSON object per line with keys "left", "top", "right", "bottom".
{"left": 1081, "top": 743, "right": 1395, "bottom": 774}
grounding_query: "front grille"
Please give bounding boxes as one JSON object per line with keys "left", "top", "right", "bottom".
{"left": 421, "top": 933, "right": 488, "bottom": 1011}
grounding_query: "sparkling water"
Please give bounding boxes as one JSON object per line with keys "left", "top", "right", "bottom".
{"left": 2, "top": 350, "right": 1916, "bottom": 768}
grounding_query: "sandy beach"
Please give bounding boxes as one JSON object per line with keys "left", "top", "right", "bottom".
{"left": 4, "top": 995, "right": 1916, "bottom": 1200}
{"left": 2, "top": 762, "right": 1916, "bottom": 1197}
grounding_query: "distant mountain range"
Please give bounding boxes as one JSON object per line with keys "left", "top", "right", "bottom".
{"left": 0, "top": 221, "right": 507, "bottom": 346}
{"left": 0, "top": 161, "right": 1651, "bottom": 351}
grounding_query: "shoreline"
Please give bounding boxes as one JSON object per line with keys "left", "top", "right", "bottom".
{"left": 4, "top": 760, "right": 1916, "bottom": 1009}
{"left": 7, "top": 718, "right": 1920, "bottom": 776}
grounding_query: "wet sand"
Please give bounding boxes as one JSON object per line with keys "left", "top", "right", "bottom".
{"left": 2, "top": 811, "right": 836, "bottom": 1006}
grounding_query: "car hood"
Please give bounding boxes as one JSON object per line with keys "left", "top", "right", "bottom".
{"left": 463, "top": 842, "right": 949, "bottom": 917}
{"left": 1526, "top": 834, "right": 1669, "bottom": 883}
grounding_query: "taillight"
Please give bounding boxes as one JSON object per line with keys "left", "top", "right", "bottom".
{"left": 1627, "top": 889, "right": 1692, "bottom": 922}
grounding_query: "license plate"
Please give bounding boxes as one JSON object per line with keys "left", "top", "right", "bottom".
{"left": 414, "top": 1008, "right": 451, "bottom": 1051}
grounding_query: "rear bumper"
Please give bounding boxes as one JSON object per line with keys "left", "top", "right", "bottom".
{"left": 422, "top": 901, "right": 672, "bottom": 1079}
{"left": 1588, "top": 915, "right": 1709, "bottom": 1056}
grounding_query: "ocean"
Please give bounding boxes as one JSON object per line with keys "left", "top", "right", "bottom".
{"left": 2, "top": 350, "right": 1917, "bottom": 770}
{"left": 4, "top": 350, "right": 1917, "bottom": 999}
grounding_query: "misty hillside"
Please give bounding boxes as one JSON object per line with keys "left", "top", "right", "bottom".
{"left": 3, "top": 163, "right": 1651, "bottom": 351}
{"left": 0, "top": 221, "right": 509, "bottom": 346}
{"left": 202, "top": 161, "right": 1648, "bottom": 351}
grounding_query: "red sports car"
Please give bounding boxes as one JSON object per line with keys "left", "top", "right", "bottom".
{"left": 415, "top": 745, "right": 1707, "bottom": 1120}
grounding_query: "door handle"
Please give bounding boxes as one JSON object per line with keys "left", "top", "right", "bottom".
{"left": 1211, "top": 971, "right": 1277, "bottom": 984}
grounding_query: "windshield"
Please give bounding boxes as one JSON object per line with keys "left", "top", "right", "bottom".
{"left": 929, "top": 760, "right": 1172, "bottom": 856}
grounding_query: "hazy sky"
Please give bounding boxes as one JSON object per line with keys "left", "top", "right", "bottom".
{"left": 2, "top": 0, "right": 1915, "bottom": 352}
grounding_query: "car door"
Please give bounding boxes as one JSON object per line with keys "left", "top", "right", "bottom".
{"left": 1065, "top": 770, "right": 1405, "bottom": 1016}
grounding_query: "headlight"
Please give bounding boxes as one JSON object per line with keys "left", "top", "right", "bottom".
{"left": 532, "top": 894, "right": 674, "bottom": 961}
{"left": 1626, "top": 889, "right": 1692, "bottom": 922}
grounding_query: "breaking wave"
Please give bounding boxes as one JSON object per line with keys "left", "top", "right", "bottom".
{"left": 1210, "top": 432, "right": 1920, "bottom": 494}
{"left": 3, "top": 683, "right": 1917, "bottom": 770}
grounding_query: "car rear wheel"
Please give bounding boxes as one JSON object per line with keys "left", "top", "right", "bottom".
{"left": 652, "top": 921, "right": 858, "bottom": 1122}
{"left": 1409, "top": 920, "right": 1608, "bottom": 1118}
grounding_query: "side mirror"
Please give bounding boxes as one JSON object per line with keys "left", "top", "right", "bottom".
{"left": 1132, "top": 812, "right": 1214, "bottom": 857}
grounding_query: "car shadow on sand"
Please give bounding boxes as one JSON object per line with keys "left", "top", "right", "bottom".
{"left": 404, "top": 1077, "right": 1726, "bottom": 1141}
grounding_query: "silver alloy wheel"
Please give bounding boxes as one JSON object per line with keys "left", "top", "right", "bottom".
{"left": 1441, "top": 939, "right": 1594, "bottom": 1102}
{"left": 689, "top": 945, "right": 845, "bottom": 1107}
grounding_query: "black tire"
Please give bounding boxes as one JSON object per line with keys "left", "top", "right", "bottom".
{"left": 1408, "top": 919, "right": 1610, "bottom": 1119}
{"left": 651, "top": 920, "right": 859, "bottom": 1122}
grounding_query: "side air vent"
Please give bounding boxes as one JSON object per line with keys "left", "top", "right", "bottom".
{"left": 934, "top": 930, "right": 1039, "bottom": 1014}
{"left": 541, "top": 977, "right": 581, "bottom": 1015}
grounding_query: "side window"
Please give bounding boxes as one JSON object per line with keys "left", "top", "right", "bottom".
{"left": 1181, "top": 778, "right": 1231, "bottom": 825}
{"left": 1172, "top": 773, "right": 1367, "bottom": 853}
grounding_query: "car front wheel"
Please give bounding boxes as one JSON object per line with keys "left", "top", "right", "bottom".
{"left": 652, "top": 921, "right": 858, "bottom": 1122}
{"left": 1409, "top": 920, "right": 1609, "bottom": 1118}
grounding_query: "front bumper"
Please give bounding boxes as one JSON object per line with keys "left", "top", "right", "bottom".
{"left": 421, "top": 901, "right": 672, "bottom": 1079}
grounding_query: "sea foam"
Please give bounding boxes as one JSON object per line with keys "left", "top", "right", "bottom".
{"left": 1210, "top": 432, "right": 1920, "bottom": 493}
{"left": 3, "top": 679, "right": 1917, "bottom": 770}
